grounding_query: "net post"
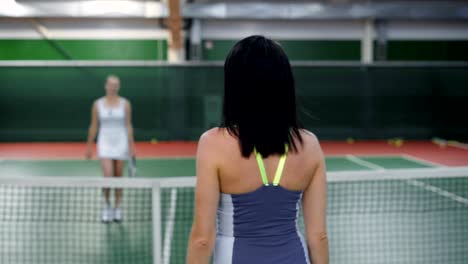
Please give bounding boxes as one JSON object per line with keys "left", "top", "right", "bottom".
{"left": 152, "top": 182, "right": 162, "bottom": 264}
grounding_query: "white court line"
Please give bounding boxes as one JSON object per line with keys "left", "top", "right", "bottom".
{"left": 407, "top": 179, "right": 468, "bottom": 206}
{"left": 137, "top": 156, "right": 195, "bottom": 160}
{"left": 327, "top": 154, "right": 396, "bottom": 158}
{"left": 162, "top": 188, "right": 178, "bottom": 264}
{"left": 0, "top": 156, "right": 195, "bottom": 162}
{"left": 401, "top": 154, "right": 446, "bottom": 167}
{"left": 453, "top": 143, "right": 468, "bottom": 150}
{"left": 345, "top": 155, "right": 386, "bottom": 171}
{"left": 448, "top": 141, "right": 468, "bottom": 150}
{"left": 434, "top": 138, "right": 468, "bottom": 150}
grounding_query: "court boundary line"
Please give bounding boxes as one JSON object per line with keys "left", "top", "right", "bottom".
{"left": 399, "top": 154, "right": 467, "bottom": 207}
{"left": 401, "top": 154, "right": 446, "bottom": 167}
{"left": 345, "top": 155, "right": 386, "bottom": 171}
{"left": 326, "top": 154, "right": 397, "bottom": 158}
{"left": 162, "top": 188, "right": 178, "bottom": 264}
{"left": 448, "top": 141, "right": 468, "bottom": 150}
{"left": 346, "top": 154, "right": 468, "bottom": 206}
{"left": 0, "top": 156, "right": 196, "bottom": 162}
{"left": 433, "top": 138, "right": 468, "bottom": 150}
{"left": 407, "top": 179, "right": 468, "bottom": 206}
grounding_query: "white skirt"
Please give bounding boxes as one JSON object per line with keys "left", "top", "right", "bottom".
{"left": 97, "top": 129, "right": 128, "bottom": 160}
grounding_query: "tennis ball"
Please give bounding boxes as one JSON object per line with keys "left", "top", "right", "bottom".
{"left": 432, "top": 138, "right": 446, "bottom": 148}
{"left": 394, "top": 139, "right": 404, "bottom": 148}
{"left": 151, "top": 138, "right": 158, "bottom": 144}
{"left": 447, "top": 140, "right": 457, "bottom": 146}
{"left": 346, "top": 138, "right": 355, "bottom": 144}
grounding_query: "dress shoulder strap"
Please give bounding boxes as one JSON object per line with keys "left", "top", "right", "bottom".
{"left": 254, "top": 144, "right": 289, "bottom": 186}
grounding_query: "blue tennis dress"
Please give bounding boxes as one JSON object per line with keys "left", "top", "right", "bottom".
{"left": 213, "top": 146, "right": 310, "bottom": 264}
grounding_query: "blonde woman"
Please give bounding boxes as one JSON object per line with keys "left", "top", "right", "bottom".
{"left": 86, "top": 75, "right": 135, "bottom": 223}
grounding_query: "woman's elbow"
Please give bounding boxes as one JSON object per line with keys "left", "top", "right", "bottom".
{"left": 187, "top": 235, "right": 215, "bottom": 264}
{"left": 190, "top": 238, "right": 213, "bottom": 250}
{"left": 188, "top": 234, "right": 215, "bottom": 253}
{"left": 308, "top": 231, "right": 329, "bottom": 250}
{"left": 308, "top": 232, "right": 329, "bottom": 264}
{"left": 309, "top": 231, "right": 328, "bottom": 242}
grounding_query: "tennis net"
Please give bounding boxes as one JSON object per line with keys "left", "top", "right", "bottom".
{"left": 0, "top": 167, "right": 467, "bottom": 264}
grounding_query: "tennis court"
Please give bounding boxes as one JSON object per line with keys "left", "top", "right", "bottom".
{"left": 1, "top": 142, "right": 467, "bottom": 264}
{"left": 2, "top": 1, "right": 468, "bottom": 263}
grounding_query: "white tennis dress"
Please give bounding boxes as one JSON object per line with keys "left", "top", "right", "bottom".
{"left": 97, "top": 97, "right": 128, "bottom": 160}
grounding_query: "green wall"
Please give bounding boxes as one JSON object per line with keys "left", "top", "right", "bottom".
{"left": 1, "top": 66, "right": 467, "bottom": 142}
{"left": 202, "top": 40, "right": 361, "bottom": 61}
{"left": 3, "top": 39, "right": 467, "bottom": 61}
{"left": 203, "top": 40, "right": 468, "bottom": 61}
{"left": 0, "top": 39, "right": 168, "bottom": 60}
{"left": 2, "top": 39, "right": 467, "bottom": 61}
{"left": 387, "top": 41, "right": 468, "bottom": 61}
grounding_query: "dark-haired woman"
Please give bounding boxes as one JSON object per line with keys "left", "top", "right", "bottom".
{"left": 187, "top": 36, "right": 328, "bottom": 264}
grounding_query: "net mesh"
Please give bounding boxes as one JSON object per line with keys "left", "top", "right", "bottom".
{"left": 0, "top": 186, "right": 153, "bottom": 264}
{"left": 1, "top": 167, "right": 468, "bottom": 264}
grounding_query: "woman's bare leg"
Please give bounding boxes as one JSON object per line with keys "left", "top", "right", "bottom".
{"left": 100, "top": 159, "right": 114, "bottom": 206}
{"left": 113, "top": 159, "right": 124, "bottom": 208}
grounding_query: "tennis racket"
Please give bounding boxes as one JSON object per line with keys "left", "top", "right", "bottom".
{"left": 128, "top": 155, "right": 137, "bottom": 177}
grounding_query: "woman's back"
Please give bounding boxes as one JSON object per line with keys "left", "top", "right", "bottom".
{"left": 215, "top": 128, "right": 316, "bottom": 194}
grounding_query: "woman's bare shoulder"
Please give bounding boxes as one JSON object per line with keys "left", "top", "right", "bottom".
{"left": 199, "top": 127, "right": 226, "bottom": 146}
{"left": 199, "top": 128, "right": 238, "bottom": 152}
{"left": 92, "top": 98, "right": 102, "bottom": 108}
{"left": 197, "top": 128, "right": 237, "bottom": 163}
{"left": 300, "top": 129, "right": 320, "bottom": 147}
{"left": 298, "top": 129, "right": 323, "bottom": 159}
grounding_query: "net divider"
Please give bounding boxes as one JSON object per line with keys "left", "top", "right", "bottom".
{"left": 0, "top": 60, "right": 467, "bottom": 68}
{"left": 162, "top": 188, "right": 178, "bottom": 264}
{"left": 0, "top": 176, "right": 196, "bottom": 188}
{"left": 152, "top": 181, "right": 162, "bottom": 264}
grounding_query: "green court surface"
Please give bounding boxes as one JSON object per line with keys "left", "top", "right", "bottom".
{"left": 0, "top": 158, "right": 196, "bottom": 178}
{"left": 0, "top": 156, "right": 423, "bottom": 177}
{"left": 1, "top": 156, "right": 467, "bottom": 264}
{"left": 358, "top": 156, "right": 436, "bottom": 169}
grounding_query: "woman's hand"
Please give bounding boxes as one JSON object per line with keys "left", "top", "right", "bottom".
{"left": 85, "top": 144, "right": 93, "bottom": 160}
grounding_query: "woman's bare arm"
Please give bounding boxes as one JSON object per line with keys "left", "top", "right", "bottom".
{"left": 85, "top": 102, "right": 98, "bottom": 159}
{"left": 302, "top": 135, "right": 329, "bottom": 264}
{"left": 187, "top": 131, "right": 220, "bottom": 264}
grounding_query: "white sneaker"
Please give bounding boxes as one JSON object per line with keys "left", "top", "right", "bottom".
{"left": 113, "top": 208, "right": 122, "bottom": 222}
{"left": 101, "top": 207, "right": 113, "bottom": 223}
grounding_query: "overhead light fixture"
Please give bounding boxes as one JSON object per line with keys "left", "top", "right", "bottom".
{"left": 1, "top": 0, "right": 31, "bottom": 17}
{"left": 80, "top": 0, "right": 143, "bottom": 16}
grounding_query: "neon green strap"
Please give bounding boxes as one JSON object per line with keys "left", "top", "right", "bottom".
{"left": 273, "top": 145, "right": 288, "bottom": 186}
{"left": 254, "top": 148, "right": 270, "bottom": 186}
{"left": 254, "top": 145, "right": 288, "bottom": 186}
